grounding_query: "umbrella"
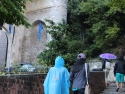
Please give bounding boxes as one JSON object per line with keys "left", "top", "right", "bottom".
{"left": 99, "top": 53, "right": 117, "bottom": 59}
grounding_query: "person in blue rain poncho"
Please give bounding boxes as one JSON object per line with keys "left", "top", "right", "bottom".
{"left": 43, "top": 56, "right": 70, "bottom": 94}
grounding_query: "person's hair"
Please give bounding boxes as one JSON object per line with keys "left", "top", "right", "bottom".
{"left": 71, "top": 58, "right": 86, "bottom": 73}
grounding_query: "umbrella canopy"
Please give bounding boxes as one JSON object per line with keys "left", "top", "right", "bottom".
{"left": 99, "top": 53, "right": 117, "bottom": 59}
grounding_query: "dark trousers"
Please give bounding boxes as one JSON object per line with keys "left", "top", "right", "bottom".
{"left": 73, "top": 88, "right": 85, "bottom": 94}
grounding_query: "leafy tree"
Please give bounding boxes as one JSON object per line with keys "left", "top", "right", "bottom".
{"left": 37, "top": 19, "right": 69, "bottom": 66}
{"left": 80, "top": 0, "right": 125, "bottom": 57}
{"left": 0, "top": 0, "right": 32, "bottom": 27}
{"left": 67, "top": 0, "right": 87, "bottom": 42}
{"left": 37, "top": 19, "right": 84, "bottom": 70}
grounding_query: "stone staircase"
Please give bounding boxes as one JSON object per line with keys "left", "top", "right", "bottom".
{"left": 102, "top": 83, "right": 125, "bottom": 94}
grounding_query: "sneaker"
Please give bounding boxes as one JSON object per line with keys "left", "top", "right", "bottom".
{"left": 116, "top": 88, "right": 119, "bottom": 92}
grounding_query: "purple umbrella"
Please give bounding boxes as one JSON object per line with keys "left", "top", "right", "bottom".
{"left": 99, "top": 53, "right": 117, "bottom": 59}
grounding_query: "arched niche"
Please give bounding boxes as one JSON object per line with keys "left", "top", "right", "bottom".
{"left": 21, "top": 20, "right": 48, "bottom": 63}
{"left": 0, "top": 29, "right": 8, "bottom": 70}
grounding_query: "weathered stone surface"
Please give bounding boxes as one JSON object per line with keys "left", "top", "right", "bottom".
{"left": 0, "top": 72, "right": 105, "bottom": 94}
{"left": 88, "top": 61, "right": 116, "bottom": 82}
{"left": 2, "top": 0, "right": 68, "bottom": 67}
{"left": 89, "top": 71, "right": 106, "bottom": 94}
{"left": 0, "top": 74, "right": 46, "bottom": 94}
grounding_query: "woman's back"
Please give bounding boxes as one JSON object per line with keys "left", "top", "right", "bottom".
{"left": 70, "top": 64, "right": 86, "bottom": 88}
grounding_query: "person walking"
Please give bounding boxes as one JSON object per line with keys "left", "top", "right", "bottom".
{"left": 102, "top": 59, "right": 107, "bottom": 70}
{"left": 114, "top": 54, "right": 125, "bottom": 92}
{"left": 101, "top": 59, "right": 111, "bottom": 86}
{"left": 69, "top": 53, "right": 90, "bottom": 94}
{"left": 43, "top": 56, "right": 70, "bottom": 94}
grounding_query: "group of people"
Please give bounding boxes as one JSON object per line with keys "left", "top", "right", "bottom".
{"left": 43, "top": 53, "right": 125, "bottom": 94}
{"left": 102, "top": 54, "right": 125, "bottom": 93}
{"left": 43, "top": 53, "right": 89, "bottom": 94}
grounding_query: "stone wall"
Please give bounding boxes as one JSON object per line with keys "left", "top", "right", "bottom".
{"left": 2, "top": 25, "right": 25, "bottom": 67}
{"left": 0, "top": 72, "right": 105, "bottom": 94}
{"left": 21, "top": 0, "right": 68, "bottom": 63}
{"left": 2, "top": 0, "right": 68, "bottom": 67}
{"left": 88, "top": 61, "right": 116, "bottom": 82}
{"left": 0, "top": 74, "right": 46, "bottom": 94}
{"left": 89, "top": 71, "right": 105, "bottom": 94}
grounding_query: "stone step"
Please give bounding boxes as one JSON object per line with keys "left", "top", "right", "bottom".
{"left": 102, "top": 83, "right": 125, "bottom": 94}
{"left": 106, "top": 87, "right": 125, "bottom": 89}
{"left": 108, "top": 83, "right": 125, "bottom": 86}
{"left": 103, "top": 89, "right": 125, "bottom": 92}
{"left": 103, "top": 89, "right": 125, "bottom": 93}
{"left": 108, "top": 85, "right": 117, "bottom": 87}
{"left": 106, "top": 89, "right": 125, "bottom": 91}
{"left": 107, "top": 85, "right": 125, "bottom": 87}
{"left": 103, "top": 91, "right": 125, "bottom": 94}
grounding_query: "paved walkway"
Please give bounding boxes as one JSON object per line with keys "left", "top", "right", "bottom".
{"left": 102, "top": 83, "right": 125, "bottom": 94}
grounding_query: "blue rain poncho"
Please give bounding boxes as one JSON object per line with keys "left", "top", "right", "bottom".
{"left": 43, "top": 56, "right": 70, "bottom": 94}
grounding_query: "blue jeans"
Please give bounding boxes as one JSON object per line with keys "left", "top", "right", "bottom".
{"left": 73, "top": 88, "right": 85, "bottom": 94}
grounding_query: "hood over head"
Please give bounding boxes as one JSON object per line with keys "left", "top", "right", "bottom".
{"left": 54, "top": 56, "right": 64, "bottom": 67}
{"left": 118, "top": 54, "right": 124, "bottom": 61}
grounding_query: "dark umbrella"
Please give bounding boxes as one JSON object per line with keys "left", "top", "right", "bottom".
{"left": 99, "top": 53, "right": 117, "bottom": 59}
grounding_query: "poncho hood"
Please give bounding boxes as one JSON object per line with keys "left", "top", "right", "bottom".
{"left": 54, "top": 56, "right": 64, "bottom": 67}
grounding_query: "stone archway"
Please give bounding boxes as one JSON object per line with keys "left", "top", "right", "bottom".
{"left": 0, "top": 30, "right": 8, "bottom": 70}
{"left": 21, "top": 20, "right": 47, "bottom": 63}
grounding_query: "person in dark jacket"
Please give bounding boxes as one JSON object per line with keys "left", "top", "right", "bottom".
{"left": 114, "top": 54, "right": 125, "bottom": 92}
{"left": 69, "top": 53, "right": 90, "bottom": 94}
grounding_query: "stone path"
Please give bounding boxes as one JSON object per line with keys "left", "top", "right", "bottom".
{"left": 102, "top": 83, "right": 125, "bottom": 94}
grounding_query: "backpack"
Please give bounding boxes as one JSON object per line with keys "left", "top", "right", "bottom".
{"left": 105, "top": 61, "right": 111, "bottom": 69}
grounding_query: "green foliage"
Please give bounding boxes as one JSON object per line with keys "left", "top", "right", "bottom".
{"left": 67, "top": 0, "right": 86, "bottom": 41}
{"left": 37, "top": 0, "right": 125, "bottom": 68}
{"left": 80, "top": 0, "right": 125, "bottom": 56}
{"left": 37, "top": 19, "right": 85, "bottom": 69}
{"left": 68, "top": 40, "right": 84, "bottom": 53}
{"left": 37, "top": 19, "right": 69, "bottom": 66}
{"left": 0, "top": 0, "right": 32, "bottom": 27}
